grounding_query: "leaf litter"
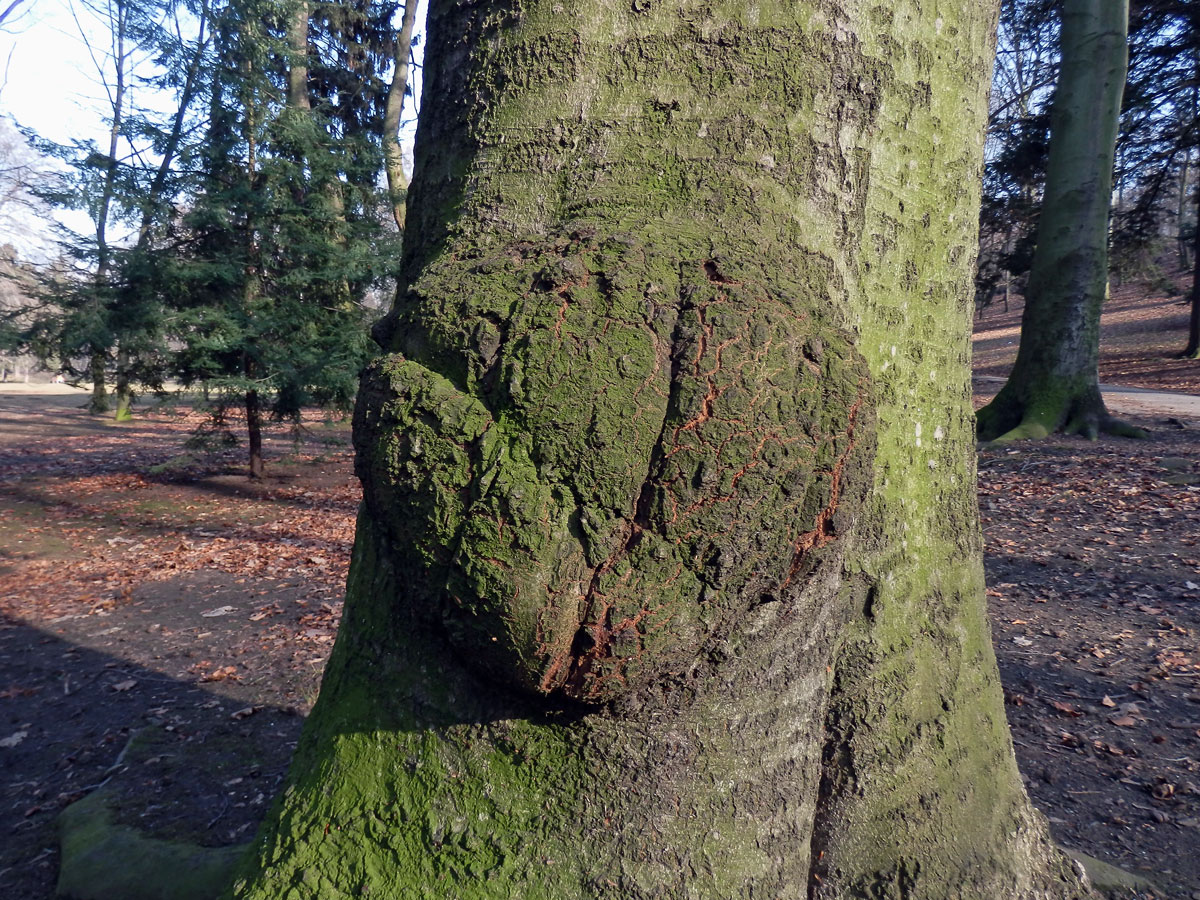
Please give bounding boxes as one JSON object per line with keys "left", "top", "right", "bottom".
{"left": 978, "top": 408, "right": 1200, "bottom": 897}
{"left": 0, "top": 393, "right": 355, "bottom": 899}
{"left": 0, "top": 373, "right": 1197, "bottom": 897}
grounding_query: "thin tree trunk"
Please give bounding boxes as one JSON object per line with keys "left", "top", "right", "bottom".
{"left": 86, "top": 0, "right": 129, "bottom": 416}
{"left": 242, "top": 38, "right": 264, "bottom": 479}
{"left": 87, "top": 351, "right": 109, "bottom": 414}
{"left": 230, "top": 2, "right": 1091, "bottom": 898}
{"left": 1184, "top": 184, "right": 1200, "bottom": 357}
{"left": 383, "top": 0, "right": 419, "bottom": 231}
{"left": 977, "top": 0, "right": 1140, "bottom": 441}
{"left": 1185, "top": 55, "right": 1200, "bottom": 359}
{"left": 113, "top": 348, "right": 132, "bottom": 422}
{"left": 288, "top": 0, "right": 351, "bottom": 300}
{"left": 245, "top": 381, "right": 264, "bottom": 480}
{"left": 287, "top": 0, "right": 310, "bottom": 111}
{"left": 1186, "top": 289, "right": 1200, "bottom": 358}
{"left": 112, "top": 1, "right": 212, "bottom": 421}
{"left": 1178, "top": 151, "right": 1190, "bottom": 272}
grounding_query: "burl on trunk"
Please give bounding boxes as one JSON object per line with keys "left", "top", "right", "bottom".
{"left": 229, "top": 2, "right": 1093, "bottom": 898}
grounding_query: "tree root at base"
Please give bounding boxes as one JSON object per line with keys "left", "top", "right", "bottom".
{"left": 977, "top": 392, "right": 1149, "bottom": 443}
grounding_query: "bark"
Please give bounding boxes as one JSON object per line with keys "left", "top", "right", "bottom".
{"left": 1185, "top": 191, "right": 1200, "bottom": 357}
{"left": 113, "top": 347, "right": 132, "bottom": 422}
{"left": 87, "top": 351, "right": 109, "bottom": 414}
{"left": 86, "top": 0, "right": 129, "bottom": 416}
{"left": 229, "top": 2, "right": 1093, "bottom": 898}
{"left": 383, "top": 0, "right": 419, "bottom": 232}
{"left": 1177, "top": 152, "right": 1190, "bottom": 272}
{"left": 977, "top": 0, "right": 1140, "bottom": 441}
{"left": 245, "top": 383, "right": 264, "bottom": 480}
{"left": 242, "top": 63, "right": 264, "bottom": 481}
{"left": 287, "top": 0, "right": 311, "bottom": 112}
{"left": 1186, "top": 293, "right": 1200, "bottom": 358}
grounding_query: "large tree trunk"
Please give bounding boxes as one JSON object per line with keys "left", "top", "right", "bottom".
{"left": 229, "top": 1, "right": 1092, "bottom": 897}
{"left": 977, "top": 0, "right": 1137, "bottom": 441}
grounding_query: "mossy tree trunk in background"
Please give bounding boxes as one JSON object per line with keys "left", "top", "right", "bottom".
{"left": 229, "top": 1, "right": 1094, "bottom": 897}
{"left": 976, "top": 0, "right": 1137, "bottom": 441}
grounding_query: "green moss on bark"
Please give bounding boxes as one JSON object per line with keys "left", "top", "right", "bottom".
{"left": 356, "top": 230, "right": 873, "bottom": 703}
{"left": 230, "top": 1, "right": 1094, "bottom": 897}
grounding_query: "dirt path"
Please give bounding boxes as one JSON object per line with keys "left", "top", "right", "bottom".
{"left": 973, "top": 281, "right": 1200, "bottom": 397}
{"left": 1096, "top": 384, "right": 1200, "bottom": 421}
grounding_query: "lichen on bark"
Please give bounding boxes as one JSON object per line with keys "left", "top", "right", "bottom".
{"left": 228, "top": 1, "right": 1096, "bottom": 897}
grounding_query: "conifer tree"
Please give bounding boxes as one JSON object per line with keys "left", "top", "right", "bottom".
{"left": 170, "top": 0, "right": 397, "bottom": 477}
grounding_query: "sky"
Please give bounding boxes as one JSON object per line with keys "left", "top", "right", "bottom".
{"left": 0, "top": 0, "right": 184, "bottom": 256}
{"left": 0, "top": 0, "right": 126, "bottom": 146}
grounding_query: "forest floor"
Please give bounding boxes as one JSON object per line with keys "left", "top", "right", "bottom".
{"left": 0, "top": 284, "right": 1197, "bottom": 900}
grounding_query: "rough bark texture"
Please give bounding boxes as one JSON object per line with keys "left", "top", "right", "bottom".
{"left": 229, "top": 1, "right": 1093, "bottom": 897}
{"left": 976, "top": 0, "right": 1137, "bottom": 441}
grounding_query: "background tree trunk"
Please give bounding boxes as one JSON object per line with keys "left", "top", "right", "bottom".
{"left": 86, "top": 0, "right": 130, "bottom": 416}
{"left": 245, "top": 380, "right": 263, "bottom": 480}
{"left": 976, "top": 0, "right": 1137, "bottom": 441}
{"left": 229, "top": 1, "right": 1092, "bottom": 897}
{"left": 287, "top": 0, "right": 310, "bottom": 112}
{"left": 1185, "top": 202, "right": 1200, "bottom": 356}
{"left": 383, "top": 0, "right": 419, "bottom": 232}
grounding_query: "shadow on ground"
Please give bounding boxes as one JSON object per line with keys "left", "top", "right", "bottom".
{"left": 0, "top": 607, "right": 306, "bottom": 899}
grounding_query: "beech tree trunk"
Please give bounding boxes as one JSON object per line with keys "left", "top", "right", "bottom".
{"left": 229, "top": 1, "right": 1092, "bottom": 897}
{"left": 976, "top": 0, "right": 1137, "bottom": 441}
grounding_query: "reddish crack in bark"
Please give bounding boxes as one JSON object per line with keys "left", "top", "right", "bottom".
{"left": 782, "top": 387, "right": 867, "bottom": 589}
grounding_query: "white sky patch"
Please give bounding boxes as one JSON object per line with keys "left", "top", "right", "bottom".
{"left": 1, "top": 0, "right": 117, "bottom": 146}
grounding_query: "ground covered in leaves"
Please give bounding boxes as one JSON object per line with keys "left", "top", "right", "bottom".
{"left": 974, "top": 405, "right": 1200, "bottom": 897}
{"left": 0, "top": 328, "right": 1198, "bottom": 898}
{"left": 0, "top": 392, "right": 355, "bottom": 898}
